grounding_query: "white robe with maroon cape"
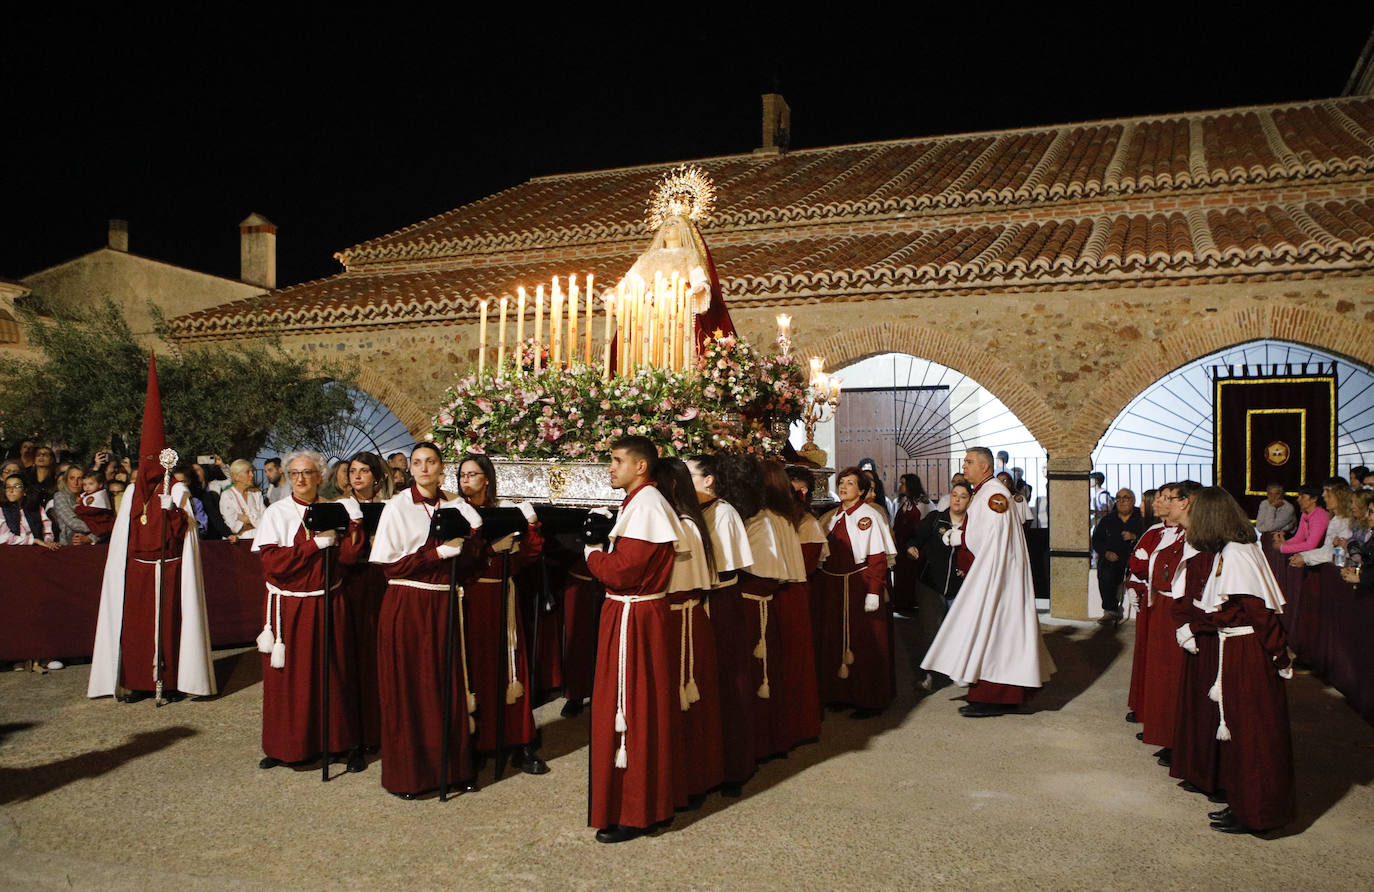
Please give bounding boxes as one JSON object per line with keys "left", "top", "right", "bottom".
{"left": 920, "top": 478, "right": 1054, "bottom": 688}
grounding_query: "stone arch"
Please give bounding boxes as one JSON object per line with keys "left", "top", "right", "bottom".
{"left": 796, "top": 320, "right": 1068, "bottom": 452}
{"left": 353, "top": 364, "right": 431, "bottom": 441}
{"left": 1073, "top": 303, "right": 1374, "bottom": 451}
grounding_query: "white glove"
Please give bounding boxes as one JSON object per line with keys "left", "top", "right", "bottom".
{"left": 436, "top": 537, "right": 465, "bottom": 559}
{"left": 1175, "top": 623, "right": 1197, "bottom": 654}
{"left": 584, "top": 544, "right": 603, "bottom": 562}
{"left": 590, "top": 506, "right": 613, "bottom": 519}
{"left": 517, "top": 501, "right": 538, "bottom": 523}
{"left": 313, "top": 533, "right": 337, "bottom": 550}
{"left": 942, "top": 528, "right": 963, "bottom": 547}
{"left": 159, "top": 493, "right": 173, "bottom": 511}
{"left": 863, "top": 593, "right": 880, "bottom": 613}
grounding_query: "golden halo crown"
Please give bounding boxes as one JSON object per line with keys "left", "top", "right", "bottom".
{"left": 646, "top": 165, "right": 715, "bottom": 230}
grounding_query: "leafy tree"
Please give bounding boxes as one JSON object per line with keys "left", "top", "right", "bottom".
{"left": 0, "top": 300, "right": 357, "bottom": 462}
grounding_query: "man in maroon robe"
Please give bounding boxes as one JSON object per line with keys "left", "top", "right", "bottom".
{"left": 584, "top": 436, "right": 683, "bottom": 844}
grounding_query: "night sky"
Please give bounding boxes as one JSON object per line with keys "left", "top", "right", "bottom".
{"left": 6, "top": 9, "right": 1372, "bottom": 289}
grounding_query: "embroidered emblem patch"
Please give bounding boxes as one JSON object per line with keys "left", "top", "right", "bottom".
{"left": 988, "top": 494, "right": 1009, "bottom": 514}
{"left": 1265, "top": 441, "right": 1290, "bottom": 466}
{"left": 857, "top": 517, "right": 873, "bottom": 530}
{"left": 1014, "top": 494, "right": 1025, "bottom": 503}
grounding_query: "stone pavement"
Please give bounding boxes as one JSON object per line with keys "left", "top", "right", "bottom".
{"left": 2, "top": 608, "right": 1372, "bottom": 890}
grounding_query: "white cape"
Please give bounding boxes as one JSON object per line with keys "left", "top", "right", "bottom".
{"left": 744, "top": 510, "right": 808, "bottom": 583}
{"left": 88, "top": 482, "right": 217, "bottom": 698}
{"left": 920, "top": 479, "right": 1055, "bottom": 688}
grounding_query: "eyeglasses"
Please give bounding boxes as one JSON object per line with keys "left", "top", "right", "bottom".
{"left": 286, "top": 469, "right": 319, "bottom": 480}
{"left": 458, "top": 472, "right": 486, "bottom": 480}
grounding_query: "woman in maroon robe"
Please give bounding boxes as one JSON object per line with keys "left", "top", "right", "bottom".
{"left": 337, "top": 451, "right": 392, "bottom": 754}
{"left": 889, "top": 473, "right": 927, "bottom": 616}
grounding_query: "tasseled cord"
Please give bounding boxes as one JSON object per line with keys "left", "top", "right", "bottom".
{"left": 258, "top": 589, "right": 286, "bottom": 669}
{"left": 839, "top": 585, "right": 855, "bottom": 679}
{"left": 457, "top": 587, "right": 477, "bottom": 734}
{"left": 753, "top": 597, "right": 771, "bottom": 699}
{"left": 1210, "top": 634, "right": 1231, "bottom": 741}
{"left": 505, "top": 580, "right": 524, "bottom": 705}
{"left": 673, "top": 598, "right": 702, "bottom": 712}
{"left": 614, "top": 599, "right": 631, "bottom": 769}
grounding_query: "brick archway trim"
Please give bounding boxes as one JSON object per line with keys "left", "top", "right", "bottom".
{"left": 1077, "top": 304, "right": 1374, "bottom": 451}
{"left": 796, "top": 321, "right": 1068, "bottom": 452}
{"left": 353, "top": 365, "right": 431, "bottom": 441}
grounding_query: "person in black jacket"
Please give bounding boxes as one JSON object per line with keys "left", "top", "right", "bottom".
{"left": 906, "top": 481, "right": 973, "bottom": 607}
{"left": 1090, "top": 488, "right": 1144, "bottom": 622}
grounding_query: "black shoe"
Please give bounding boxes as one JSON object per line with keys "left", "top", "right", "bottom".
{"left": 1211, "top": 822, "right": 1252, "bottom": 835}
{"left": 121, "top": 690, "right": 152, "bottom": 703}
{"left": 720, "top": 782, "right": 743, "bottom": 798}
{"left": 346, "top": 747, "right": 367, "bottom": 774}
{"left": 851, "top": 707, "right": 882, "bottom": 719}
{"left": 392, "top": 791, "right": 418, "bottom": 800}
{"left": 1207, "top": 790, "right": 1228, "bottom": 804}
{"left": 1179, "top": 781, "right": 1204, "bottom": 795}
{"left": 460, "top": 779, "right": 480, "bottom": 794}
{"left": 1157, "top": 751, "right": 1173, "bottom": 767}
{"left": 560, "top": 699, "right": 584, "bottom": 718}
{"left": 1125, "top": 711, "right": 1137, "bottom": 723}
{"left": 258, "top": 757, "right": 282, "bottom": 770}
{"left": 1152, "top": 748, "right": 1170, "bottom": 759}
{"left": 160, "top": 690, "right": 186, "bottom": 703}
{"left": 594, "top": 824, "right": 644, "bottom": 844}
{"left": 959, "top": 702, "right": 1011, "bottom": 718}
{"left": 515, "top": 745, "right": 549, "bottom": 775}
{"left": 1136, "top": 732, "right": 1144, "bottom": 741}
{"left": 686, "top": 793, "right": 706, "bottom": 811}
{"left": 1207, "top": 806, "right": 1232, "bottom": 822}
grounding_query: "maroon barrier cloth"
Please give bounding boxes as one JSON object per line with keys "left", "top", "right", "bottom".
{"left": 0, "top": 541, "right": 266, "bottom": 661}
{"left": 1265, "top": 544, "right": 1374, "bottom": 726}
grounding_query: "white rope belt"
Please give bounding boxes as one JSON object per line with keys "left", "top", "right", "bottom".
{"left": 1209, "top": 625, "right": 1255, "bottom": 741}
{"left": 479, "top": 576, "right": 525, "bottom": 705}
{"left": 670, "top": 598, "right": 702, "bottom": 711}
{"left": 387, "top": 578, "right": 477, "bottom": 730}
{"left": 569, "top": 571, "right": 594, "bottom": 582}
{"left": 740, "top": 590, "right": 774, "bottom": 699}
{"left": 822, "top": 566, "right": 865, "bottom": 679}
{"left": 132, "top": 556, "right": 182, "bottom": 564}
{"left": 606, "top": 592, "right": 667, "bottom": 769}
{"left": 256, "top": 579, "right": 342, "bottom": 670}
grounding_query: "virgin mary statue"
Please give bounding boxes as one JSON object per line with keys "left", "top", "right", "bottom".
{"left": 616, "top": 166, "right": 735, "bottom": 349}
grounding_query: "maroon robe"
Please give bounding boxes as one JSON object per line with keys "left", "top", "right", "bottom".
{"left": 776, "top": 543, "right": 823, "bottom": 748}
{"left": 463, "top": 524, "right": 543, "bottom": 752}
{"left": 258, "top": 506, "right": 364, "bottom": 763}
{"left": 890, "top": 502, "right": 923, "bottom": 612}
{"left": 585, "top": 483, "right": 679, "bottom": 831}
{"left": 1126, "top": 525, "right": 1166, "bottom": 715}
{"left": 1206, "top": 595, "right": 1296, "bottom": 831}
{"left": 561, "top": 557, "right": 602, "bottom": 704}
{"left": 737, "top": 570, "right": 787, "bottom": 761}
{"left": 668, "top": 587, "right": 724, "bottom": 802}
{"left": 339, "top": 529, "right": 387, "bottom": 750}
{"left": 1169, "top": 553, "right": 1222, "bottom": 792}
{"left": 817, "top": 506, "right": 894, "bottom": 710}
{"left": 1140, "top": 535, "right": 1186, "bottom": 746}
{"left": 120, "top": 480, "right": 188, "bottom": 692}
{"left": 375, "top": 498, "right": 486, "bottom": 795}
{"left": 709, "top": 575, "right": 760, "bottom": 785}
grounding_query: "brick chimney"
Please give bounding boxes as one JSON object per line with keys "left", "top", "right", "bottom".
{"left": 239, "top": 213, "right": 277, "bottom": 289}
{"left": 108, "top": 219, "right": 129, "bottom": 252}
{"left": 755, "top": 93, "right": 790, "bottom": 156}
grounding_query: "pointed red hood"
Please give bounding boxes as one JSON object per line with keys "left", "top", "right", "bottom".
{"left": 134, "top": 353, "right": 170, "bottom": 500}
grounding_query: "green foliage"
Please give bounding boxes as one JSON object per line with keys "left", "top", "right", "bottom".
{"left": 0, "top": 300, "right": 356, "bottom": 462}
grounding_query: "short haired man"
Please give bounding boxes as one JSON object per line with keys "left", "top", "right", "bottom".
{"left": 1254, "top": 484, "right": 1297, "bottom": 536}
{"left": 262, "top": 458, "right": 290, "bottom": 505}
{"left": 921, "top": 447, "right": 1055, "bottom": 716}
{"left": 583, "top": 435, "right": 684, "bottom": 843}
{"left": 1091, "top": 489, "right": 1144, "bottom": 622}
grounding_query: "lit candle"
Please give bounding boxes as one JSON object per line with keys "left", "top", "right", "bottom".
{"left": 809, "top": 356, "right": 824, "bottom": 384}
{"left": 603, "top": 293, "right": 614, "bottom": 380}
{"left": 497, "top": 295, "right": 509, "bottom": 380}
{"left": 478, "top": 299, "right": 489, "bottom": 377}
{"left": 515, "top": 287, "right": 527, "bottom": 377}
{"left": 533, "top": 285, "right": 544, "bottom": 374}
{"left": 830, "top": 377, "right": 843, "bottom": 401}
{"left": 584, "top": 274, "right": 594, "bottom": 364}
{"left": 568, "top": 278, "right": 579, "bottom": 368}
{"left": 616, "top": 282, "right": 627, "bottom": 374}
{"left": 667, "top": 276, "right": 679, "bottom": 371}
{"left": 551, "top": 279, "right": 564, "bottom": 369}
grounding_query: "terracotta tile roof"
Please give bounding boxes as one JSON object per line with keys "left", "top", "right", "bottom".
{"left": 173, "top": 196, "right": 1374, "bottom": 339}
{"left": 170, "top": 96, "right": 1374, "bottom": 339}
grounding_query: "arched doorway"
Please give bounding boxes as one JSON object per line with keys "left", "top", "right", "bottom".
{"left": 797, "top": 351, "right": 1047, "bottom": 506}
{"left": 1093, "top": 339, "right": 1374, "bottom": 494}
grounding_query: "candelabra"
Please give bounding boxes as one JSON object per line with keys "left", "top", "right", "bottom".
{"left": 800, "top": 357, "right": 842, "bottom": 466}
